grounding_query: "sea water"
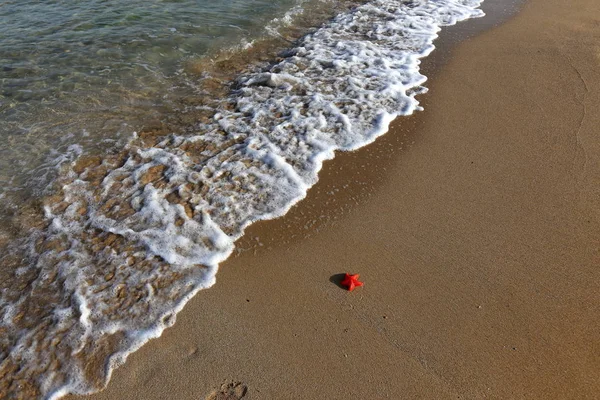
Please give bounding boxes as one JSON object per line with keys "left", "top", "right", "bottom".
{"left": 0, "top": 0, "right": 302, "bottom": 218}
{"left": 0, "top": 0, "right": 484, "bottom": 398}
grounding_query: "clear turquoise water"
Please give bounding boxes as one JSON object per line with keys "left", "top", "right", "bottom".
{"left": 0, "top": 0, "right": 298, "bottom": 211}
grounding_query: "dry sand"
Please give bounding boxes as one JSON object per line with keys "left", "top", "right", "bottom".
{"left": 73, "top": 0, "right": 600, "bottom": 398}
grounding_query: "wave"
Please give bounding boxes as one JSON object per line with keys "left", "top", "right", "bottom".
{"left": 0, "top": 0, "right": 483, "bottom": 398}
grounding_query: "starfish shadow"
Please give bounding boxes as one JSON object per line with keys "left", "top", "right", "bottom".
{"left": 329, "top": 273, "right": 348, "bottom": 289}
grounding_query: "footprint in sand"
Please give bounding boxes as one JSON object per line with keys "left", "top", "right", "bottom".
{"left": 205, "top": 381, "right": 248, "bottom": 400}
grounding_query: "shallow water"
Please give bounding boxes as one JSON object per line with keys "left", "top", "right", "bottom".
{"left": 0, "top": 0, "right": 486, "bottom": 398}
{"left": 0, "top": 0, "right": 300, "bottom": 217}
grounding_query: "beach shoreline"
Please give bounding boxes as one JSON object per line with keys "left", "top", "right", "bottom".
{"left": 70, "top": 0, "right": 600, "bottom": 398}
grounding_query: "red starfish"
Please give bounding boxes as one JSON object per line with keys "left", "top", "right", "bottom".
{"left": 340, "top": 273, "right": 363, "bottom": 292}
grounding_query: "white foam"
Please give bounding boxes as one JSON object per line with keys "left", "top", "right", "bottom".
{"left": 1, "top": 0, "right": 484, "bottom": 398}
{"left": 264, "top": 0, "right": 312, "bottom": 37}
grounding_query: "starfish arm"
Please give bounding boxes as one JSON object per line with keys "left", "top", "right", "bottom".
{"left": 340, "top": 273, "right": 363, "bottom": 291}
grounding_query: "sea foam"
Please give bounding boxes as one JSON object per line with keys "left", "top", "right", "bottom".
{"left": 0, "top": 0, "right": 483, "bottom": 398}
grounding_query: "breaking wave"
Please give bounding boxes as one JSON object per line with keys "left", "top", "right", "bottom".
{"left": 0, "top": 0, "right": 483, "bottom": 397}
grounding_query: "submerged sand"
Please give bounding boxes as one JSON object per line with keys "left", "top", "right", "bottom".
{"left": 72, "top": 0, "right": 600, "bottom": 398}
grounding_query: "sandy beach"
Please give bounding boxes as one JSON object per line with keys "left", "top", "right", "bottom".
{"left": 70, "top": 0, "right": 600, "bottom": 398}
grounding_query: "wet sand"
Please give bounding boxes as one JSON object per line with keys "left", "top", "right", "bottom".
{"left": 73, "top": 0, "right": 600, "bottom": 398}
